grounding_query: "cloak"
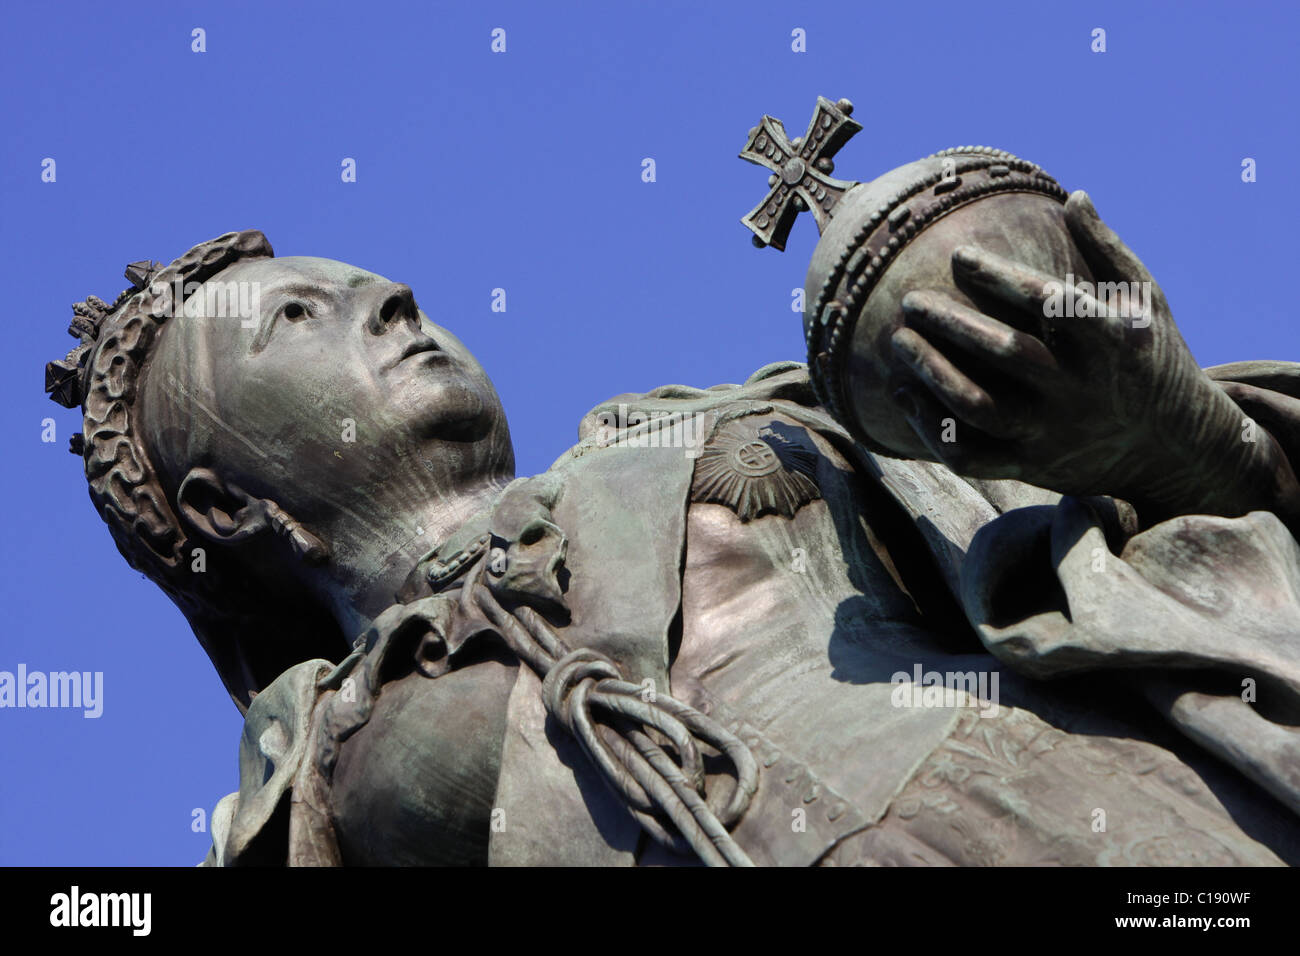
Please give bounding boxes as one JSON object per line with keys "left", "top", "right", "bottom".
{"left": 202, "top": 360, "right": 1300, "bottom": 866}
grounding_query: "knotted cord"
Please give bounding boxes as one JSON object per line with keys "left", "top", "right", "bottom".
{"left": 470, "top": 561, "right": 758, "bottom": 866}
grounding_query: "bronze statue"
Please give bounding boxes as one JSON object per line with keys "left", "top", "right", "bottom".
{"left": 46, "top": 98, "right": 1300, "bottom": 866}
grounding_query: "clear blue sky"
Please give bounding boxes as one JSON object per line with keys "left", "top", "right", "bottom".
{"left": 1, "top": 0, "right": 1296, "bottom": 864}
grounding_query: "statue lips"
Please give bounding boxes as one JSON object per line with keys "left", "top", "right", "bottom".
{"left": 387, "top": 337, "right": 494, "bottom": 441}
{"left": 386, "top": 337, "right": 446, "bottom": 372}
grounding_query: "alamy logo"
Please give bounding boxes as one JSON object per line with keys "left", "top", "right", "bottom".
{"left": 1041, "top": 274, "right": 1152, "bottom": 327}
{"left": 148, "top": 277, "right": 261, "bottom": 327}
{"left": 0, "top": 665, "right": 103, "bottom": 718}
{"left": 50, "top": 886, "right": 151, "bottom": 936}
{"left": 890, "top": 663, "right": 1000, "bottom": 717}
{"left": 591, "top": 404, "right": 708, "bottom": 458}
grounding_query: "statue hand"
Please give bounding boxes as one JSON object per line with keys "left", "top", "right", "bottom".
{"left": 888, "top": 190, "right": 1253, "bottom": 506}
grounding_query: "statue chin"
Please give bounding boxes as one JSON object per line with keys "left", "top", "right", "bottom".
{"left": 397, "top": 377, "right": 499, "bottom": 447}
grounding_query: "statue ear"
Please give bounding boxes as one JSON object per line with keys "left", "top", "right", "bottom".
{"left": 177, "top": 467, "right": 326, "bottom": 563}
{"left": 177, "top": 467, "right": 273, "bottom": 544}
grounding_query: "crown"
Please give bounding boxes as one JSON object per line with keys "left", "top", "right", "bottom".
{"left": 44, "top": 260, "right": 161, "bottom": 437}
{"left": 44, "top": 230, "right": 273, "bottom": 578}
{"left": 45, "top": 232, "right": 273, "bottom": 450}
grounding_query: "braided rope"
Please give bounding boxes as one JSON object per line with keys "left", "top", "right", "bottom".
{"left": 470, "top": 562, "right": 758, "bottom": 866}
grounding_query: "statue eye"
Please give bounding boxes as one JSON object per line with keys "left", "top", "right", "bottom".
{"left": 283, "top": 302, "right": 308, "bottom": 321}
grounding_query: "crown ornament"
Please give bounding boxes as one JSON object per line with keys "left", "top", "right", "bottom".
{"left": 738, "top": 96, "right": 862, "bottom": 251}
{"left": 45, "top": 260, "right": 162, "bottom": 420}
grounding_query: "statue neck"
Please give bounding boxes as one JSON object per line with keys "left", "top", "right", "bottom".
{"left": 305, "top": 472, "right": 511, "bottom": 644}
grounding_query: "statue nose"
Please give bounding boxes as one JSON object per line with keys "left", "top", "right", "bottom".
{"left": 367, "top": 284, "right": 417, "bottom": 334}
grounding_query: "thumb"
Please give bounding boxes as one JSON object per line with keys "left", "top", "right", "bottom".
{"left": 1064, "top": 190, "right": 1153, "bottom": 286}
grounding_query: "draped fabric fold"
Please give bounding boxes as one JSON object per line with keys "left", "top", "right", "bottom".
{"left": 959, "top": 362, "right": 1300, "bottom": 821}
{"left": 202, "top": 360, "right": 1300, "bottom": 865}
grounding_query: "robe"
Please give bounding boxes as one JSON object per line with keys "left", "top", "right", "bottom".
{"left": 202, "top": 360, "right": 1300, "bottom": 866}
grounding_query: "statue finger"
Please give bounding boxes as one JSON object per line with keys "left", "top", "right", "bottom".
{"left": 1047, "top": 281, "right": 1153, "bottom": 346}
{"left": 891, "top": 382, "right": 1018, "bottom": 476}
{"left": 953, "top": 246, "right": 1147, "bottom": 346}
{"left": 891, "top": 327, "right": 1033, "bottom": 439}
{"left": 1063, "top": 190, "right": 1155, "bottom": 287}
{"left": 901, "top": 289, "right": 1059, "bottom": 388}
{"left": 950, "top": 245, "right": 1062, "bottom": 331}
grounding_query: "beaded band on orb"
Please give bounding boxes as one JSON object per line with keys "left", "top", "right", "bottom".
{"left": 805, "top": 148, "right": 1067, "bottom": 431}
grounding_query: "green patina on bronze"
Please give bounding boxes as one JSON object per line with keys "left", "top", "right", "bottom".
{"left": 43, "top": 97, "right": 1300, "bottom": 867}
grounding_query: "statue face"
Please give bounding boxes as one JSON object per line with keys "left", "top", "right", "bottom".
{"left": 139, "top": 256, "right": 514, "bottom": 526}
